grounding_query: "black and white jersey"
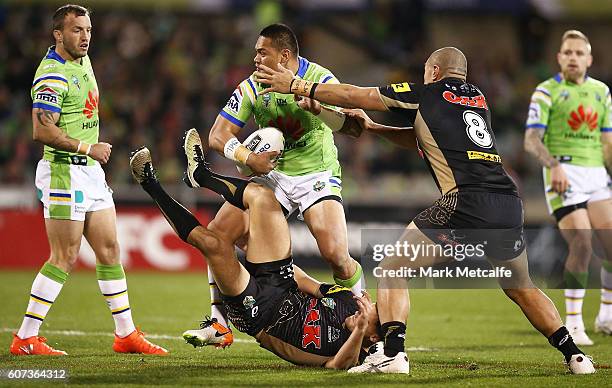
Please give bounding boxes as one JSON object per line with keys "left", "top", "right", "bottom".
{"left": 378, "top": 79, "right": 517, "bottom": 195}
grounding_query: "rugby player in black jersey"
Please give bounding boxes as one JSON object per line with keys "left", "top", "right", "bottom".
{"left": 255, "top": 47, "right": 595, "bottom": 374}
{"left": 128, "top": 132, "right": 391, "bottom": 371}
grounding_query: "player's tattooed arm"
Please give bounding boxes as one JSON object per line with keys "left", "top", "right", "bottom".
{"left": 32, "top": 108, "right": 79, "bottom": 152}
{"left": 524, "top": 128, "right": 559, "bottom": 168}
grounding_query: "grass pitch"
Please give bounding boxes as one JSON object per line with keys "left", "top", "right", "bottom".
{"left": 0, "top": 270, "right": 610, "bottom": 387}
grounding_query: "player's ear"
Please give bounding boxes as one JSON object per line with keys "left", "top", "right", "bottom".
{"left": 586, "top": 54, "right": 593, "bottom": 68}
{"left": 53, "top": 29, "right": 62, "bottom": 43}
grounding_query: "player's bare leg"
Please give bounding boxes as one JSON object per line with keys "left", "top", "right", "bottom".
{"left": 10, "top": 219, "right": 83, "bottom": 356}
{"left": 131, "top": 145, "right": 290, "bottom": 349}
{"left": 304, "top": 200, "right": 364, "bottom": 295}
{"left": 353, "top": 222, "right": 449, "bottom": 374}
{"left": 558, "top": 208, "right": 594, "bottom": 345}
{"left": 84, "top": 207, "right": 167, "bottom": 355}
{"left": 588, "top": 198, "right": 612, "bottom": 335}
{"left": 202, "top": 203, "right": 249, "bottom": 336}
{"left": 489, "top": 250, "right": 594, "bottom": 373}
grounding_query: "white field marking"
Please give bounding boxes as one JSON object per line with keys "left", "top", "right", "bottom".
{"left": 1, "top": 328, "right": 434, "bottom": 351}
{"left": 1, "top": 328, "right": 254, "bottom": 343}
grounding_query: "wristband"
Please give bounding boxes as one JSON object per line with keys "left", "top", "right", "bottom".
{"left": 223, "top": 137, "right": 252, "bottom": 165}
{"left": 234, "top": 145, "right": 253, "bottom": 165}
{"left": 223, "top": 138, "right": 242, "bottom": 160}
{"left": 290, "top": 78, "right": 315, "bottom": 97}
{"left": 309, "top": 82, "right": 319, "bottom": 99}
{"left": 76, "top": 141, "right": 91, "bottom": 155}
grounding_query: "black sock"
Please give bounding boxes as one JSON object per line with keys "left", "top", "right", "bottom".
{"left": 380, "top": 321, "right": 406, "bottom": 357}
{"left": 548, "top": 326, "right": 583, "bottom": 363}
{"left": 142, "top": 180, "right": 201, "bottom": 242}
{"left": 194, "top": 166, "right": 249, "bottom": 211}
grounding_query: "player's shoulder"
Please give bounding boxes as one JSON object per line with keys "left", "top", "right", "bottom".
{"left": 585, "top": 76, "right": 610, "bottom": 93}
{"left": 533, "top": 76, "right": 561, "bottom": 94}
{"left": 299, "top": 57, "right": 338, "bottom": 84}
{"left": 32, "top": 49, "right": 70, "bottom": 94}
{"left": 235, "top": 75, "right": 259, "bottom": 104}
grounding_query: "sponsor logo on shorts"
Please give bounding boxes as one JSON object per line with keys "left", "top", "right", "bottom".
{"left": 466, "top": 150, "right": 501, "bottom": 163}
{"left": 313, "top": 181, "right": 326, "bottom": 192}
{"left": 243, "top": 295, "right": 256, "bottom": 309}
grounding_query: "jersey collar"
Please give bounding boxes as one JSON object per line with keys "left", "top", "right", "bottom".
{"left": 554, "top": 72, "right": 589, "bottom": 85}
{"left": 46, "top": 46, "right": 66, "bottom": 64}
{"left": 296, "top": 56, "right": 310, "bottom": 78}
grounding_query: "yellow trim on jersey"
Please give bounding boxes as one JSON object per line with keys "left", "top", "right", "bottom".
{"left": 33, "top": 79, "right": 68, "bottom": 91}
{"left": 467, "top": 150, "right": 502, "bottom": 163}
{"left": 391, "top": 82, "right": 411, "bottom": 93}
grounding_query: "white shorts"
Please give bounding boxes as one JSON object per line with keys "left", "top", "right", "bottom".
{"left": 35, "top": 159, "right": 114, "bottom": 221}
{"left": 252, "top": 170, "right": 342, "bottom": 219}
{"left": 543, "top": 164, "right": 611, "bottom": 214}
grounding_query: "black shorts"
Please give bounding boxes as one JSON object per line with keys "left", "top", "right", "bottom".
{"left": 221, "top": 257, "right": 297, "bottom": 336}
{"left": 413, "top": 191, "right": 526, "bottom": 260}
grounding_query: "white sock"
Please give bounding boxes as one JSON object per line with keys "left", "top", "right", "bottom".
{"left": 98, "top": 278, "right": 136, "bottom": 337}
{"left": 208, "top": 266, "right": 228, "bottom": 327}
{"left": 598, "top": 267, "right": 612, "bottom": 321}
{"left": 565, "top": 288, "right": 586, "bottom": 330}
{"left": 17, "top": 272, "right": 64, "bottom": 339}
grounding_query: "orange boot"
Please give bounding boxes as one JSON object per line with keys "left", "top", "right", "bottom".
{"left": 9, "top": 333, "right": 67, "bottom": 356}
{"left": 113, "top": 328, "right": 168, "bottom": 355}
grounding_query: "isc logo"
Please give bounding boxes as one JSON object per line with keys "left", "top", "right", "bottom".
{"left": 245, "top": 135, "right": 262, "bottom": 151}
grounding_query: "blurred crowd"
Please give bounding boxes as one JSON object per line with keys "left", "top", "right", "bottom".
{"left": 1, "top": 3, "right": 611, "bottom": 202}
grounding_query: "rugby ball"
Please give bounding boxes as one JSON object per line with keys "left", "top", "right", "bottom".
{"left": 236, "top": 127, "right": 284, "bottom": 176}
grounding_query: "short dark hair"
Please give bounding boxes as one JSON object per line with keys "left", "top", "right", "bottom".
{"left": 259, "top": 23, "right": 299, "bottom": 56}
{"left": 53, "top": 4, "right": 89, "bottom": 31}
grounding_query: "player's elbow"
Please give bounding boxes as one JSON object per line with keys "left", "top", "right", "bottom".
{"left": 208, "top": 130, "right": 224, "bottom": 153}
{"left": 32, "top": 125, "right": 45, "bottom": 143}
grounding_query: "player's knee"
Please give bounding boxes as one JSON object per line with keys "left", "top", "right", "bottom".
{"left": 568, "top": 231, "right": 593, "bottom": 257}
{"left": 191, "top": 228, "right": 228, "bottom": 259}
{"left": 247, "top": 184, "right": 278, "bottom": 210}
{"left": 49, "top": 245, "right": 80, "bottom": 271}
{"left": 96, "top": 239, "right": 120, "bottom": 264}
{"left": 319, "top": 239, "right": 349, "bottom": 268}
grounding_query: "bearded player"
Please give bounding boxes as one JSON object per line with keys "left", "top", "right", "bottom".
{"left": 10, "top": 4, "right": 166, "bottom": 356}
{"left": 524, "top": 30, "right": 612, "bottom": 345}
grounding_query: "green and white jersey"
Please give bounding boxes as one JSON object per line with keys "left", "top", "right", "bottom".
{"left": 526, "top": 73, "right": 612, "bottom": 167}
{"left": 31, "top": 46, "right": 99, "bottom": 166}
{"left": 220, "top": 57, "right": 341, "bottom": 177}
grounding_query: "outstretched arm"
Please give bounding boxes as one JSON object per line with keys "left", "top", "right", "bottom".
{"left": 255, "top": 64, "right": 388, "bottom": 111}
{"left": 343, "top": 109, "right": 415, "bottom": 149}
